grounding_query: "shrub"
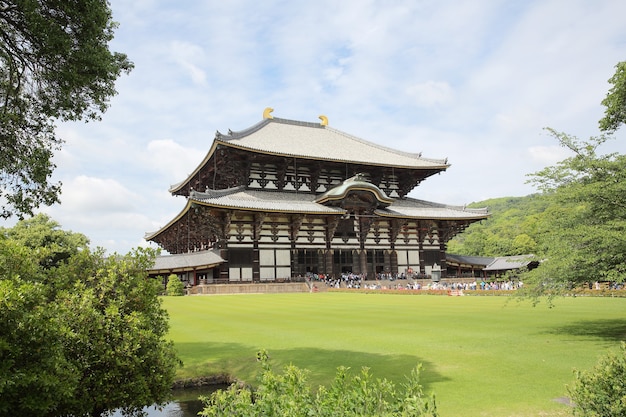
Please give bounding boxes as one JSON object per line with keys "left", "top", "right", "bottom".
{"left": 166, "top": 273, "right": 185, "bottom": 296}
{"left": 568, "top": 342, "right": 626, "bottom": 416}
{"left": 200, "top": 350, "right": 438, "bottom": 417}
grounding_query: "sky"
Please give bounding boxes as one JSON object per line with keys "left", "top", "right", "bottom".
{"left": 5, "top": 0, "right": 626, "bottom": 254}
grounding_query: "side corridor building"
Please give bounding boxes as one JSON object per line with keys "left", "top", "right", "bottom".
{"left": 145, "top": 109, "right": 489, "bottom": 285}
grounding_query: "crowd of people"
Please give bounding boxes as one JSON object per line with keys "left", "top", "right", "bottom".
{"left": 305, "top": 271, "right": 524, "bottom": 292}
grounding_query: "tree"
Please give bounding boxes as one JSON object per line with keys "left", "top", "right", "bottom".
{"left": 599, "top": 61, "right": 626, "bottom": 133}
{"left": 166, "top": 273, "right": 185, "bottom": 296}
{"left": 0, "top": 240, "right": 77, "bottom": 416}
{"left": 568, "top": 343, "right": 626, "bottom": 416}
{"left": 51, "top": 248, "right": 181, "bottom": 417}
{"left": 524, "top": 129, "right": 626, "bottom": 290}
{"left": 0, "top": 1, "right": 133, "bottom": 218}
{"left": 0, "top": 213, "right": 89, "bottom": 268}
{"left": 200, "top": 350, "right": 438, "bottom": 417}
{"left": 0, "top": 218, "right": 180, "bottom": 417}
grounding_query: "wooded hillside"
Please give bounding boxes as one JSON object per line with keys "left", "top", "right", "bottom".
{"left": 447, "top": 194, "right": 550, "bottom": 257}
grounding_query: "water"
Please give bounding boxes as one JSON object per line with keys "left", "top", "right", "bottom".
{"left": 112, "top": 387, "right": 223, "bottom": 417}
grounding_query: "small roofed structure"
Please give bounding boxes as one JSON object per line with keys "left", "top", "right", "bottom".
{"left": 147, "top": 249, "right": 225, "bottom": 286}
{"left": 483, "top": 255, "right": 539, "bottom": 277}
{"left": 445, "top": 254, "right": 494, "bottom": 278}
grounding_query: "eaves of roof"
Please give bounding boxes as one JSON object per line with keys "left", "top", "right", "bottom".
{"left": 146, "top": 190, "right": 489, "bottom": 242}
{"left": 376, "top": 197, "right": 489, "bottom": 221}
{"left": 484, "top": 255, "right": 535, "bottom": 271}
{"left": 148, "top": 249, "right": 225, "bottom": 272}
{"left": 169, "top": 116, "right": 450, "bottom": 194}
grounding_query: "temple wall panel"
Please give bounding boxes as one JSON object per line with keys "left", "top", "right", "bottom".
{"left": 275, "top": 249, "right": 291, "bottom": 265}
{"left": 258, "top": 248, "right": 292, "bottom": 280}
{"left": 396, "top": 248, "right": 420, "bottom": 273}
{"left": 259, "top": 249, "right": 274, "bottom": 266}
{"left": 229, "top": 267, "right": 253, "bottom": 281}
{"left": 242, "top": 268, "right": 253, "bottom": 281}
{"left": 276, "top": 267, "right": 291, "bottom": 279}
{"left": 260, "top": 268, "right": 275, "bottom": 280}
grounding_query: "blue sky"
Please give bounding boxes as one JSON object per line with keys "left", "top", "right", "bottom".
{"left": 8, "top": 0, "right": 626, "bottom": 254}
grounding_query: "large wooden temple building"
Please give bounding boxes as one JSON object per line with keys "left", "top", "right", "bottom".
{"left": 145, "top": 109, "right": 489, "bottom": 285}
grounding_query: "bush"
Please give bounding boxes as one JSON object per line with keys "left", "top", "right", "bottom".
{"left": 166, "top": 273, "right": 185, "bottom": 296}
{"left": 568, "top": 342, "right": 626, "bottom": 416}
{"left": 200, "top": 350, "right": 438, "bottom": 417}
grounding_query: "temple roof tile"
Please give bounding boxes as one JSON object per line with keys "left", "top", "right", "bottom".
{"left": 216, "top": 117, "right": 448, "bottom": 168}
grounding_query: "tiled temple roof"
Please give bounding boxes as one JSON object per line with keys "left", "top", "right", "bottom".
{"left": 186, "top": 188, "right": 487, "bottom": 220}
{"left": 215, "top": 117, "right": 448, "bottom": 168}
{"left": 148, "top": 249, "right": 225, "bottom": 273}
{"left": 190, "top": 189, "right": 343, "bottom": 214}
{"left": 376, "top": 197, "right": 489, "bottom": 220}
{"left": 484, "top": 255, "right": 536, "bottom": 271}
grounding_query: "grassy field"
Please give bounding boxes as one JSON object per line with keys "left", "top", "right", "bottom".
{"left": 162, "top": 293, "right": 626, "bottom": 417}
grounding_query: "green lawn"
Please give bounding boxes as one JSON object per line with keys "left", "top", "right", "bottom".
{"left": 162, "top": 293, "right": 626, "bottom": 417}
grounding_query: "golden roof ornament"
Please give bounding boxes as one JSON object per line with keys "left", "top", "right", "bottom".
{"left": 263, "top": 107, "right": 274, "bottom": 119}
{"left": 318, "top": 115, "right": 328, "bottom": 126}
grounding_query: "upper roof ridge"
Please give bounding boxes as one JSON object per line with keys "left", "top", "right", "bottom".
{"left": 216, "top": 115, "right": 448, "bottom": 166}
{"left": 218, "top": 117, "right": 324, "bottom": 141}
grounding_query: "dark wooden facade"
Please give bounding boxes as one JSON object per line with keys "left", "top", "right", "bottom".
{"left": 146, "top": 112, "right": 488, "bottom": 283}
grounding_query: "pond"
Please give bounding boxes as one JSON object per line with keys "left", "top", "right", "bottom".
{"left": 111, "top": 387, "right": 225, "bottom": 417}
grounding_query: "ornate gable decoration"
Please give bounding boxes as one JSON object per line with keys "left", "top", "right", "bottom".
{"left": 315, "top": 174, "right": 394, "bottom": 212}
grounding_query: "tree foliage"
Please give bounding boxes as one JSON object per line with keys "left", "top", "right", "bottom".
{"left": 446, "top": 195, "right": 548, "bottom": 257}
{"left": 599, "top": 61, "right": 626, "bottom": 133}
{"left": 0, "top": 218, "right": 180, "bottom": 417}
{"left": 200, "top": 350, "right": 437, "bottom": 417}
{"left": 0, "top": 0, "right": 133, "bottom": 218}
{"left": 524, "top": 129, "right": 626, "bottom": 288}
{"left": 568, "top": 343, "right": 626, "bottom": 417}
{"left": 0, "top": 213, "right": 89, "bottom": 268}
{"left": 166, "top": 273, "right": 185, "bottom": 296}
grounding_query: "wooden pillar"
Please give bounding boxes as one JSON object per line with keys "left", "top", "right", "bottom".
{"left": 439, "top": 246, "right": 447, "bottom": 278}
{"left": 418, "top": 239, "right": 426, "bottom": 276}
{"left": 390, "top": 250, "right": 398, "bottom": 276}
{"left": 352, "top": 250, "right": 360, "bottom": 275}
{"left": 252, "top": 243, "right": 260, "bottom": 282}
{"left": 219, "top": 245, "right": 229, "bottom": 281}
{"left": 317, "top": 249, "right": 324, "bottom": 275}
{"left": 325, "top": 249, "right": 334, "bottom": 277}
{"left": 384, "top": 250, "right": 391, "bottom": 273}
{"left": 359, "top": 249, "right": 368, "bottom": 279}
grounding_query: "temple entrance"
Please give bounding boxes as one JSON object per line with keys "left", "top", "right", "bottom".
{"left": 294, "top": 249, "right": 319, "bottom": 276}
{"left": 333, "top": 249, "right": 354, "bottom": 275}
{"left": 368, "top": 250, "right": 386, "bottom": 277}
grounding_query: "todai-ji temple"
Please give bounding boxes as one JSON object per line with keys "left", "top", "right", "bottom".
{"left": 145, "top": 108, "right": 489, "bottom": 287}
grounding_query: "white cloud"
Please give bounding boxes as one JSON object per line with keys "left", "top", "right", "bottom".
{"left": 406, "top": 81, "right": 454, "bottom": 107}
{"left": 169, "top": 41, "right": 207, "bottom": 86}
{"left": 58, "top": 176, "right": 139, "bottom": 213}
{"left": 528, "top": 145, "right": 572, "bottom": 167}
{"left": 144, "top": 139, "right": 205, "bottom": 183}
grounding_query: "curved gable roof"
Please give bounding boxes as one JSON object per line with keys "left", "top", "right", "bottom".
{"left": 315, "top": 174, "right": 394, "bottom": 207}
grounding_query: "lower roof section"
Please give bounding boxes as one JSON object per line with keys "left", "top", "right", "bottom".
{"left": 148, "top": 249, "right": 225, "bottom": 274}
{"left": 146, "top": 187, "right": 489, "bottom": 243}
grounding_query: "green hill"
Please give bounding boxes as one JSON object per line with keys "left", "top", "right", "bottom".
{"left": 448, "top": 194, "right": 551, "bottom": 257}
